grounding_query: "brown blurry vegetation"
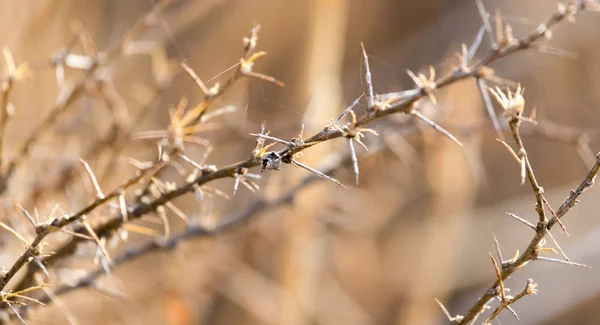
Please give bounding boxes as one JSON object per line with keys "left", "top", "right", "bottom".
{"left": 0, "top": 1, "right": 599, "bottom": 325}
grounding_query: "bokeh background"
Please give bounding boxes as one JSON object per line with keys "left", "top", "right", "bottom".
{"left": 1, "top": 0, "right": 600, "bottom": 324}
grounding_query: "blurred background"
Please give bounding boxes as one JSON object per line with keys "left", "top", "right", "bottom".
{"left": 1, "top": 0, "right": 600, "bottom": 324}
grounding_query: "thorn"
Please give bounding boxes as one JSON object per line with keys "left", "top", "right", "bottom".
{"left": 505, "top": 305, "right": 520, "bottom": 321}
{"left": 55, "top": 227, "right": 93, "bottom": 240}
{"left": 0, "top": 221, "right": 31, "bottom": 248}
{"left": 255, "top": 121, "right": 267, "bottom": 146}
{"left": 542, "top": 196, "right": 569, "bottom": 236}
{"left": 335, "top": 94, "right": 364, "bottom": 125}
{"left": 510, "top": 249, "right": 520, "bottom": 263}
{"left": 496, "top": 139, "right": 521, "bottom": 164}
{"left": 348, "top": 138, "right": 359, "bottom": 185}
{"left": 82, "top": 220, "right": 111, "bottom": 264}
{"left": 119, "top": 193, "right": 128, "bottom": 223}
{"left": 435, "top": 298, "right": 454, "bottom": 322}
{"left": 534, "top": 45, "right": 579, "bottom": 59}
{"left": 11, "top": 293, "right": 47, "bottom": 307}
{"left": 520, "top": 154, "right": 527, "bottom": 185}
{"left": 291, "top": 160, "right": 347, "bottom": 188}
{"left": 244, "top": 71, "right": 285, "bottom": 87}
{"left": 489, "top": 252, "right": 506, "bottom": 300}
{"left": 475, "top": 0, "right": 496, "bottom": 47}
{"left": 6, "top": 301, "right": 27, "bottom": 325}
{"left": 412, "top": 110, "right": 463, "bottom": 147}
{"left": 505, "top": 212, "right": 536, "bottom": 230}
{"left": 200, "top": 105, "right": 237, "bottom": 123}
{"left": 202, "top": 186, "right": 231, "bottom": 200}
{"left": 156, "top": 206, "right": 170, "bottom": 239}
{"left": 239, "top": 176, "right": 260, "bottom": 193}
{"left": 466, "top": 26, "right": 486, "bottom": 64}
{"left": 536, "top": 256, "right": 591, "bottom": 268}
{"left": 298, "top": 124, "right": 305, "bottom": 141}
{"left": 242, "top": 23, "right": 261, "bottom": 54}
{"left": 233, "top": 174, "right": 241, "bottom": 195}
{"left": 33, "top": 257, "right": 49, "bottom": 279}
{"left": 545, "top": 230, "right": 571, "bottom": 263}
{"left": 181, "top": 61, "right": 208, "bottom": 95}
{"left": 206, "top": 62, "right": 241, "bottom": 84}
{"left": 477, "top": 79, "right": 504, "bottom": 140}
{"left": 15, "top": 203, "right": 37, "bottom": 228}
{"left": 177, "top": 153, "right": 205, "bottom": 171}
{"left": 360, "top": 43, "right": 375, "bottom": 109}
{"left": 4, "top": 284, "right": 49, "bottom": 299}
{"left": 492, "top": 233, "right": 504, "bottom": 265}
{"left": 122, "top": 223, "right": 159, "bottom": 236}
{"left": 257, "top": 142, "right": 278, "bottom": 159}
{"left": 249, "top": 133, "right": 291, "bottom": 146}
{"left": 375, "top": 89, "right": 421, "bottom": 104}
{"left": 165, "top": 201, "right": 189, "bottom": 223}
{"left": 494, "top": 10, "right": 503, "bottom": 48}
{"left": 80, "top": 158, "right": 105, "bottom": 200}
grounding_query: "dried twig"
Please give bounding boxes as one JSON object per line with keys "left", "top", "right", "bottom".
{"left": 15, "top": 0, "right": 590, "bottom": 304}
{"left": 456, "top": 56, "right": 600, "bottom": 325}
{"left": 0, "top": 161, "right": 161, "bottom": 292}
{"left": 14, "top": 146, "right": 372, "bottom": 319}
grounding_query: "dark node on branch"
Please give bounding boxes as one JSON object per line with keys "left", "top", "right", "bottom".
{"left": 261, "top": 152, "right": 281, "bottom": 172}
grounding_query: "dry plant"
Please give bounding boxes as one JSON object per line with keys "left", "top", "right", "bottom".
{"left": 0, "top": 0, "right": 599, "bottom": 324}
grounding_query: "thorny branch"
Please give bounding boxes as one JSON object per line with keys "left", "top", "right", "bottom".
{"left": 454, "top": 80, "right": 600, "bottom": 325}
{"left": 0, "top": 0, "right": 180, "bottom": 319}
{"left": 0, "top": 0, "right": 177, "bottom": 194}
{"left": 17, "top": 147, "right": 365, "bottom": 319}
{"left": 0, "top": 0, "right": 598, "bottom": 323}
{"left": 0, "top": 160, "right": 162, "bottom": 291}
